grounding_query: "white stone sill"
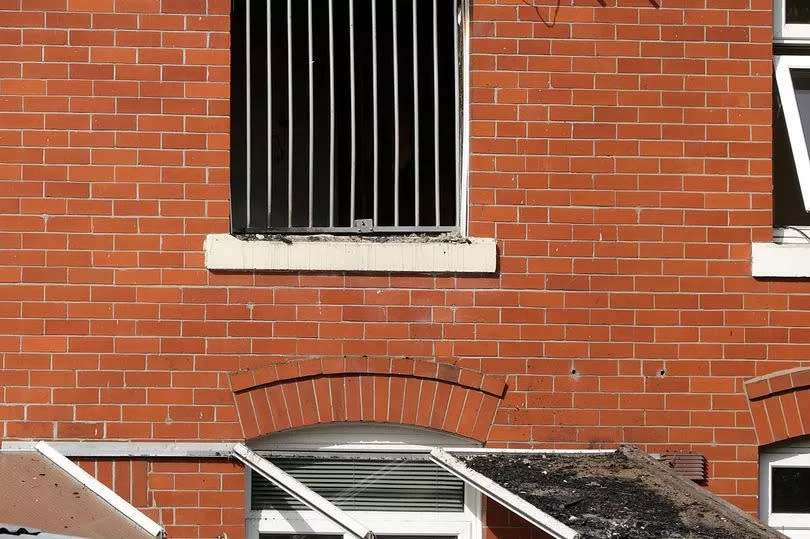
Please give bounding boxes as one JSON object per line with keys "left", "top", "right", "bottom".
{"left": 752, "top": 242, "right": 810, "bottom": 277}
{"left": 204, "top": 234, "right": 497, "bottom": 273}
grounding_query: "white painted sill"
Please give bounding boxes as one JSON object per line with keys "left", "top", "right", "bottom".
{"left": 204, "top": 233, "right": 497, "bottom": 273}
{"left": 752, "top": 242, "right": 810, "bottom": 277}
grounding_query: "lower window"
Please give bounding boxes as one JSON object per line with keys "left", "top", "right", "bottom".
{"left": 760, "top": 439, "right": 810, "bottom": 538}
{"left": 244, "top": 425, "right": 482, "bottom": 539}
{"left": 247, "top": 453, "right": 480, "bottom": 539}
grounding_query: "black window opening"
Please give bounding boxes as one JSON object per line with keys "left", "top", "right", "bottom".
{"left": 771, "top": 467, "right": 810, "bottom": 513}
{"left": 231, "top": 0, "right": 464, "bottom": 235}
{"left": 773, "top": 46, "right": 810, "bottom": 228}
{"left": 774, "top": 74, "right": 810, "bottom": 227}
{"left": 787, "top": 0, "right": 810, "bottom": 25}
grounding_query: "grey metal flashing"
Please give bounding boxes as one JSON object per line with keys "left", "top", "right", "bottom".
{"left": 1, "top": 441, "right": 235, "bottom": 458}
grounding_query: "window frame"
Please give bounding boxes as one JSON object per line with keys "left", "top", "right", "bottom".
{"left": 246, "top": 480, "right": 482, "bottom": 539}
{"left": 751, "top": 7, "right": 810, "bottom": 276}
{"left": 243, "top": 424, "right": 483, "bottom": 539}
{"left": 774, "top": 55, "right": 810, "bottom": 214}
{"left": 775, "top": 0, "right": 810, "bottom": 43}
{"left": 760, "top": 446, "right": 810, "bottom": 536}
{"left": 231, "top": 0, "right": 472, "bottom": 237}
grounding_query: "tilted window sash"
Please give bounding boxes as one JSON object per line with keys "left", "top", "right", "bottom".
{"left": 775, "top": 55, "right": 810, "bottom": 213}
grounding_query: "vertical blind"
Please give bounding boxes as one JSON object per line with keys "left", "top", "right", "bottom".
{"left": 251, "top": 454, "right": 465, "bottom": 512}
{"left": 231, "top": 0, "right": 464, "bottom": 234}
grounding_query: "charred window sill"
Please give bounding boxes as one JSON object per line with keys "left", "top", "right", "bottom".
{"left": 204, "top": 233, "right": 497, "bottom": 273}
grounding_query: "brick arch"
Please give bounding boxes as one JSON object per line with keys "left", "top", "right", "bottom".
{"left": 745, "top": 367, "right": 810, "bottom": 446}
{"left": 229, "top": 357, "right": 507, "bottom": 443}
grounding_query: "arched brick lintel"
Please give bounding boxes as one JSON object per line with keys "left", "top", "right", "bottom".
{"left": 229, "top": 357, "right": 508, "bottom": 443}
{"left": 745, "top": 367, "right": 810, "bottom": 446}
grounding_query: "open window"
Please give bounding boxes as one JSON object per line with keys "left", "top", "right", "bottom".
{"left": 751, "top": 2, "right": 810, "bottom": 275}
{"left": 773, "top": 55, "right": 810, "bottom": 238}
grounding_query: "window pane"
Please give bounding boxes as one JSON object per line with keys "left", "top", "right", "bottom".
{"left": 775, "top": 73, "right": 810, "bottom": 226}
{"left": 787, "top": 0, "right": 810, "bottom": 24}
{"left": 252, "top": 456, "right": 465, "bottom": 512}
{"left": 234, "top": 0, "right": 461, "bottom": 233}
{"left": 791, "top": 69, "right": 810, "bottom": 155}
{"left": 774, "top": 78, "right": 810, "bottom": 226}
{"left": 772, "top": 467, "right": 810, "bottom": 513}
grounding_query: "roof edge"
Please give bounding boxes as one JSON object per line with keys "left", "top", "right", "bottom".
{"left": 616, "top": 446, "right": 786, "bottom": 539}
{"left": 429, "top": 448, "right": 579, "bottom": 539}
{"left": 34, "top": 441, "right": 166, "bottom": 539}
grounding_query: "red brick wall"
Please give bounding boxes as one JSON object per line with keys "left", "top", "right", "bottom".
{"left": 75, "top": 457, "right": 245, "bottom": 538}
{"left": 484, "top": 498, "right": 555, "bottom": 539}
{"left": 0, "top": 0, "right": 782, "bottom": 529}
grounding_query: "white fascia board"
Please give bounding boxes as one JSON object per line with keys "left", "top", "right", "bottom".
{"left": 2, "top": 441, "right": 234, "bottom": 457}
{"left": 232, "top": 443, "right": 375, "bottom": 539}
{"left": 775, "top": 55, "right": 810, "bottom": 212}
{"left": 204, "top": 233, "right": 497, "bottom": 273}
{"left": 34, "top": 441, "right": 166, "bottom": 538}
{"left": 429, "top": 448, "right": 579, "bottom": 539}
{"left": 752, "top": 242, "right": 810, "bottom": 277}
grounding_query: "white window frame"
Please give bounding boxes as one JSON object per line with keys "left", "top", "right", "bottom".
{"left": 774, "top": 55, "right": 810, "bottom": 213}
{"left": 760, "top": 446, "right": 810, "bottom": 537}
{"left": 775, "top": 0, "right": 810, "bottom": 43}
{"left": 246, "top": 483, "right": 481, "bottom": 539}
{"left": 244, "top": 424, "right": 482, "bottom": 539}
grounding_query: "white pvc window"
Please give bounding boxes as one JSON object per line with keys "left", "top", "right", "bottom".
{"left": 776, "top": 0, "right": 810, "bottom": 42}
{"left": 760, "top": 440, "right": 810, "bottom": 538}
{"left": 245, "top": 424, "right": 482, "bottom": 539}
{"left": 775, "top": 56, "right": 810, "bottom": 215}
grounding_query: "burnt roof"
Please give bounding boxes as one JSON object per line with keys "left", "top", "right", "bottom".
{"left": 0, "top": 452, "right": 154, "bottom": 539}
{"left": 457, "top": 446, "right": 785, "bottom": 539}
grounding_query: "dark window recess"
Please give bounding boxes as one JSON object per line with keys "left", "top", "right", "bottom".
{"left": 774, "top": 75, "right": 810, "bottom": 227}
{"left": 231, "top": 0, "right": 463, "bottom": 234}
{"left": 787, "top": 0, "right": 810, "bottom": 24}
{"left": 772, "top": 467, "right": 810, "bottom": 513}
{"left": 251, "top": 456, "right": 465, "bottom": 512}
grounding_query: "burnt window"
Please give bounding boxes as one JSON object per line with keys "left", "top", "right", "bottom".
{"left": 231, "top": 0, "right": 465, "bottom": 235}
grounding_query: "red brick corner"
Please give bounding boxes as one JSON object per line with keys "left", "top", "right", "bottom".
{"left": 229, "top": 357, "right": 507, "bottom": 443}
{"left": 745, "top": 367, "right": 810, "bottom": 446}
